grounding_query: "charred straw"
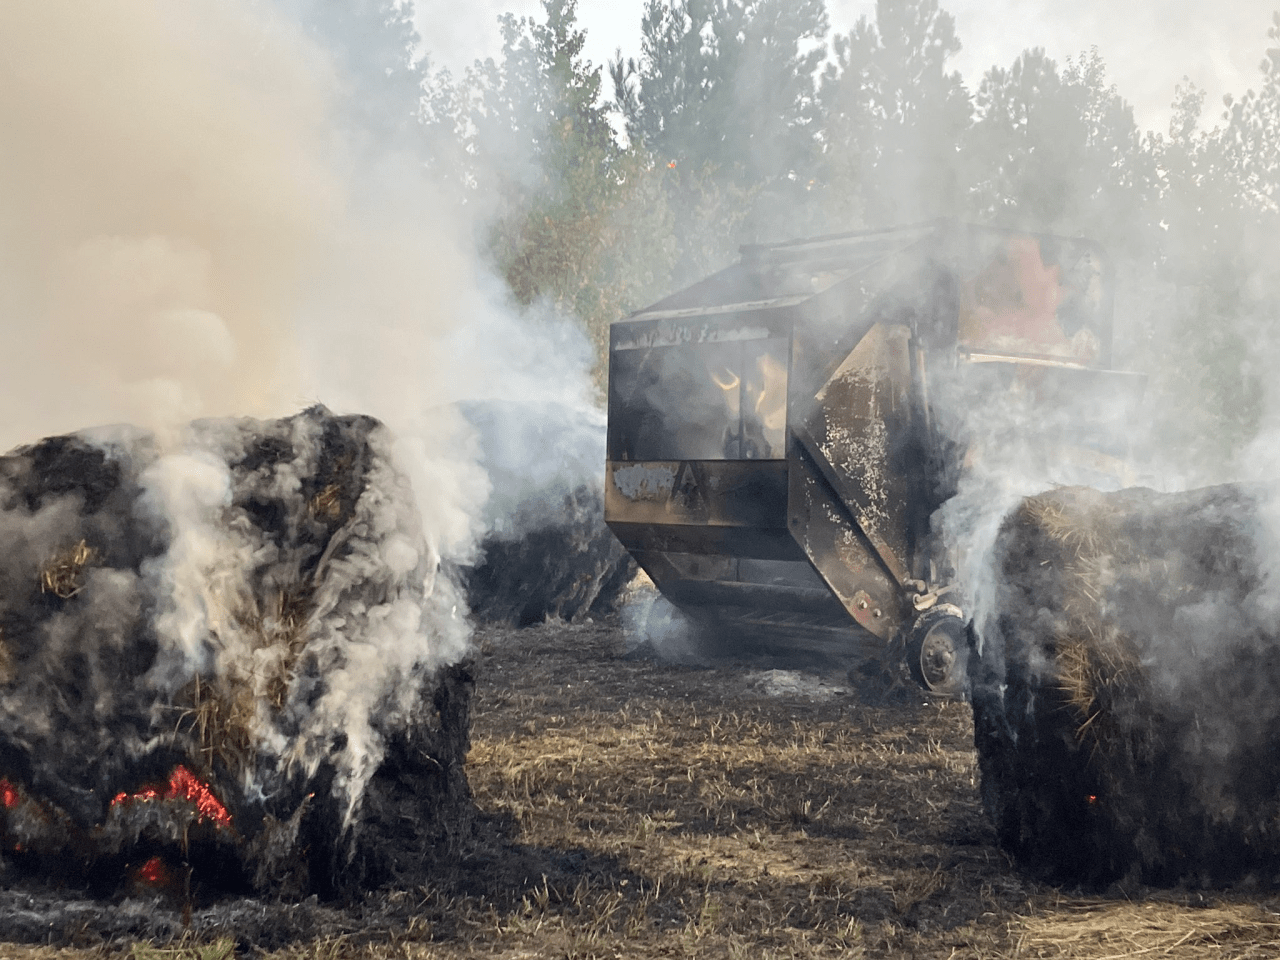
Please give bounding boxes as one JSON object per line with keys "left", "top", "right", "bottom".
{"left": 972, "top": 483, "right": 1280, "bottom": 886}
{"left": 0, "top": 406, "right": 474, "bottom": 900}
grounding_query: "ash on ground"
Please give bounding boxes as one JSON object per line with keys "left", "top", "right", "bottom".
{"left": 744, "top": 670, "right": 852, "bottom": 702}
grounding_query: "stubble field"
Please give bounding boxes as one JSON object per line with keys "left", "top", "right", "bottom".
{"left": 5, "top": 617, "right": 1280, "bottom": 959}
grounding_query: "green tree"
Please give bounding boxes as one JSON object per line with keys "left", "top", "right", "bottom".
{"left": 1218, "top": 13, "right": 1280, "bottom": 215}
{"left": 295, "top": 0, "right": 429, "bottom": 150}
{"left": 816, "top": 0, "right": 971, "bottom": 227}
{"left": 965, "top": 48, "right": 1155, "bottom": 255}
{"left": 466, "top": 0, "right": 679, "bottom": 372}
{"left": 611, "top": 0, "right": 827, "bottom": 248}
{"left": 615, "top": 0, "right": 827, "bottom": 186}
{"left": 471, "top": 0, "right": 614, "bottom": 181}
{"left": 1138, "top": 14, "right": 1280, "bottom": 473}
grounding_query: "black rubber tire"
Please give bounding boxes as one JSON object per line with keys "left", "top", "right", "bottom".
{"left": 905, "top": 609, "right": 969, "bottom": 698}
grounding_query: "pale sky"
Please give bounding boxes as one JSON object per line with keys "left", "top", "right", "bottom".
{"left": 415, "top": 0, "right": 1276, "bottom": 134}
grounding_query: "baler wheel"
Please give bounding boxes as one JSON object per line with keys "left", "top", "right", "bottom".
{"left": 906, "top": 606, "right": 969, "bottom": 698}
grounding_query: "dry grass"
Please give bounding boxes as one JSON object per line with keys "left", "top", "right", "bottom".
{"left": 310, "top": 484, "right": 343, "bottom": 522}
{"left": 132, "top": 939, "right": 236, "bottom": 960}
{"left": 981, "top": 900, "right": 1280, "bottom": 959}
{"left": 1055, "top": 627, "right": 1142, "bottom": 748}
{"left": 1023, "top": 494, "right": 1145, "bottom": 742}
{"left": 1025, "top": 495, "right": 1109, "bottom": 559}
{"left": 359, "top": 622, "right": 1021, "bottom": 959}
{"left": 174, "top": 673, "right": 257, "bottom": 776}
{"left": 171, "top": 588, "right": 314, "bottom": 775}
{"left": 40, "top": 539, "right": 95, "bottom": 598}
{"left": 248, "top": 588, "right": 313, "bottom": 711}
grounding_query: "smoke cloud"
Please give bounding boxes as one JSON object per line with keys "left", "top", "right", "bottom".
{"left": 0, "top": 1, "right": 331, "bottom": 443}
{"left": 0, "top": 0, "right": 610, "bottom": 841}
{"left": 0, "top": 0, "right": 610, "bottom": 555}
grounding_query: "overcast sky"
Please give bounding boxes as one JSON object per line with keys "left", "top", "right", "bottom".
{"left": 415, "top": 0, "right": 1276, "bottom": 134}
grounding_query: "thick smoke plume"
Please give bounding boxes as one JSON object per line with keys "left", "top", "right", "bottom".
{"left": 0, "top": 0, "right": 588, "bottom": 556}
{"left": 0, "top": 0, "right": 609, "bottom": 876}
{"left": 0, "top": 1, "right": 327, "bottom": 442}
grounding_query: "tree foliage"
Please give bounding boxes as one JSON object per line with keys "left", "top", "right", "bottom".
{"left": 614, "top": 0, "right": 828, "bottom": 185}
{"left": 457, "top": 1, "right": 680, "bottom": 369}
{"left": 965, "top": 48, "right": 1156, "bottom": 254}
{"left": 344, "top": 0, "right": 1280, "bottom": 469}
{"left": 817, "top": 0, "right": 970, "bottom": 226}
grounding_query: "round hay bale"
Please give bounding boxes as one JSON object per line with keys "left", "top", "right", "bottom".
{"left": 463, "top": 484, "right": 635, "bottom": 626}
{"left": 0, "top": 407, "right": 475, "bottom": 899}
{"left": 971, "top": 483, "right": 1280, "bottom": 886}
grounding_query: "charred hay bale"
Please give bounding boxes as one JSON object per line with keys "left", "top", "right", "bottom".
{"left": 971, "top": 483, "right": 1280, "bottom": 886}
{"left": 456, "top": 399, "right": 634, "bottom": 626}
{"left": 463, "top": 484, "right": 635, "bottom": 626}
{"left": 0, "top": 406, "right": 475, "bottom": 899}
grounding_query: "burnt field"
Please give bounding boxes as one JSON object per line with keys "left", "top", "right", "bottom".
{"left": 4, "top": 616, "right": 1280, "bottom": 959}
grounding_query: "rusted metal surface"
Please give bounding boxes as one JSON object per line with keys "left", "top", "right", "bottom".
{"left": 785, "top": 443, "right": 904, "bottom": 643}
{"left": 958, "top": 233, "right": 1113, "bottom": 365}
{"left": 605, "top": 460, "right": 791, "bottom": 530}
{"left": 799, "top": 322, "right": 916, "bottom": 587}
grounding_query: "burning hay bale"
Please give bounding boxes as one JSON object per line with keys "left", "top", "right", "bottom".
{"left": 971, "top": 483, "right": 1280, "bottom": 886}
{"left": 0, "top": 406, "right": 474, "bottom": 899}
{"left": 457, "top": 399, "right": 634, "bottom": 626}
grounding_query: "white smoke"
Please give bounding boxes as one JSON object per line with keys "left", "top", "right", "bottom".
{"left": 0, "top": 0, "right": 607, "bottom": 830}
{"left": 0, "top": 0, "right": 578, "bottom": 554}
{"left": 138, "top": 450, "right": 245, "bottom": 688}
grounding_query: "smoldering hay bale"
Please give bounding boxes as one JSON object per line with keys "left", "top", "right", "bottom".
{"left": 0, "top": 406, "right": 474, "bottom": 899}
{"left": 971, "top": 483, "right": 1280, "bottom": 886}
{"left": 457, "top": 399, "right": 635, "bottom": 626}
{"left": 463, "top": 485, "right": 635, "bottom": 626}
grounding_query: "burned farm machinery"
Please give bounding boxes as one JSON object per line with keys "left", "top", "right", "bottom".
{"left": 605, "top": 220, "right": 1142, "bottom": 696}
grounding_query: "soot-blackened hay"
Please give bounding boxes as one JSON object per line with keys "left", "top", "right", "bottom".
{"left": 463, "top": 485, "right": 635, "bottom": 627}
{"left": 971, "top": 483, "right": 1280, "bottom": 886}
{"left": 456, "top": 398, "right": 634, "bottom": 627}
{"left": 0, "top": 406, "right": 475, "bottom": 900}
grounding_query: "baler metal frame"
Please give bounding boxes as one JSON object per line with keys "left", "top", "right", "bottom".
{"left": 606, "top": 220, "right": 1140, "bottom": 694}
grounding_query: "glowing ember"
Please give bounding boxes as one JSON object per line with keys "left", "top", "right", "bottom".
{"left": 0, "top": 778, "right": 17, "bottom": 809}
{"left": 112, "top": 786, "right": 159, "bottom": 805}
{"left": 168, "top": 765, "right": 232, "bottom": 826}
{"left": 135, "top": 856, "right": 170, "bottom": 886}
{"left": 111, "top": 765, "right": 231, "bottom": 828}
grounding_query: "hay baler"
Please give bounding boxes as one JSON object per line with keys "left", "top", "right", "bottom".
{"left": 605, "top": 221, "right": 1142, "bottom": 694}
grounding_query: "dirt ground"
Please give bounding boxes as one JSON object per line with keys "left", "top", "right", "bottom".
{"left": 6, "top": 615, "right": 1280, "bottom": 958}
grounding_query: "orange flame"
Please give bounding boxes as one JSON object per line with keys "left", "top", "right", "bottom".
{"left": 753, "top": 353, "right": 787, "bottom": 432}
{"left": 111, "top": 765, "right": 231, "bottom": 828}
{"left": 135, "top": 856, "right": 170, "bottom": 886}
{"left": 0, "top": 778, "right": 18, "bottom": 809}
{"left": 710, "top": 368, "right": 740, "bottom": 392}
